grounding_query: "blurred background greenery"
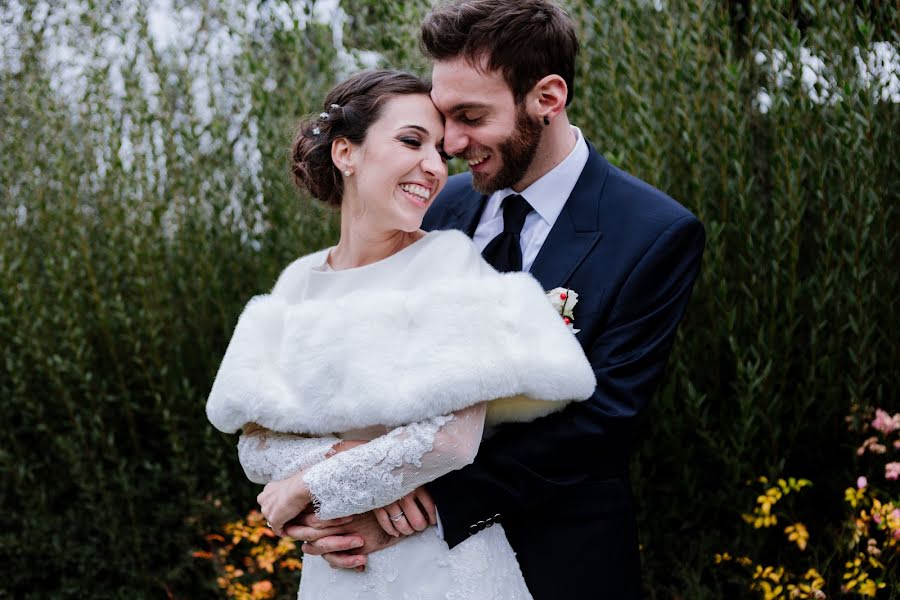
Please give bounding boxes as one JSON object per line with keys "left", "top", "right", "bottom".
{"left": 1, "top": 0, "right": 897, "bottom": 598}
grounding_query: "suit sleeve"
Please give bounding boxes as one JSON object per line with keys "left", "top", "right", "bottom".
{"left": 427, "top": 214, "right": 706, "bottom": 548}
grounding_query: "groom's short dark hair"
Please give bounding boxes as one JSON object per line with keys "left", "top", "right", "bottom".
{"left": 420, "top": 0, "right": 579, "bottom": 106}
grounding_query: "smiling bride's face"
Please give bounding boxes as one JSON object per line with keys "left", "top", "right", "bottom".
{"left": 339, "top": 94, "right": 450, "bottom": 233}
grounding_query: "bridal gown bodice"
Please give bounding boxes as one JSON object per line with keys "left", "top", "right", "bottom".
{"left": 237, "top": 232, "right": 534, "bottom": 600}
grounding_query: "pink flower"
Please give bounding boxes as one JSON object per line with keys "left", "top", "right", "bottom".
{"left": 886, "top": 462, "right": 900, "bottom": 481}
{"left": 858, "top": 436, "right": 887, "bottom": 455}
{"left": 857, "top": 476, "right": 868, "bottom": 489}
{"left": 872, "top": 408, "right": 900, "bottom": 434}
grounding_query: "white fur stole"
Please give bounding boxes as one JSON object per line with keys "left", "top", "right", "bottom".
{"left": 206, "top": 261, "right": 596, "bottom": 435}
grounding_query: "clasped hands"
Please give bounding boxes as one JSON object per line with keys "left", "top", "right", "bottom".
{"left": 257, "top": 438, "right": 437, "bottom": 571}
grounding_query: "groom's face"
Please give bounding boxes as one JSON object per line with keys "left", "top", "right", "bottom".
{"left": 431, "top": 58, "right": 543, "bottom": 194}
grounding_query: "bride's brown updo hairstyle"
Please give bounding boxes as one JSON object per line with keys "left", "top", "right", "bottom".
{"left": 290, "top": 70, "right": 432, "bottom": 207}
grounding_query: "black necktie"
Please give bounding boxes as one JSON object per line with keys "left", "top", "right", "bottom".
{"left": 482, "top": 194, "right": 533, "bottom": 272}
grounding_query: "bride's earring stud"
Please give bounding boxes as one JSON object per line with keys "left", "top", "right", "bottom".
{"left": 344, "top": 170, "right": 351, "bottom": 176}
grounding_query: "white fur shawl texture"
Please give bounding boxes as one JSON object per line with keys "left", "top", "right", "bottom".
{"left": 206, "top": 236, "right": 596, "bottom": 435}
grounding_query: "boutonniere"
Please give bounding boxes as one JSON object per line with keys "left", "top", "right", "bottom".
{"left": 546, "top": 287, "right": 580, "bottom": 334}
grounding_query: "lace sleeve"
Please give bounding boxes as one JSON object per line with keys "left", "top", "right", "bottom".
{"left": 302, "top": 403, "right": 487, "bottom": 520}
{"left": 237, "top": 425, "right": 339, "bottom": 485}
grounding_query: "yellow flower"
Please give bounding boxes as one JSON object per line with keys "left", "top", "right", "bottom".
{"left": 784, "top": 523, "right": 809, "bottom": 551}
{"left": 753, "top": 565, "right": 785, "bottom": 583}
{"left": 857, "top": 579, "right": 886, "bottom": 597}
{"left": 844, "top": 486, "right": 866, "bottom": 509}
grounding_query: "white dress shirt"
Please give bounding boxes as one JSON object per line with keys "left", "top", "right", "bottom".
{"left": 472, "top": 126, "right": 590, "bottom": 271}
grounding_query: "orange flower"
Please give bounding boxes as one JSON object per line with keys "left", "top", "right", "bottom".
{"left": 251, "top": 580, "right": 274, "bottom": 597}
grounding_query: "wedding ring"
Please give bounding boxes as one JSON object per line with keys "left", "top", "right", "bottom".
{"left": 266, "top": 520, "right": 272, "bottom": 528}
{"left": 389, "top": 511, "right": 405, "bottom": 522}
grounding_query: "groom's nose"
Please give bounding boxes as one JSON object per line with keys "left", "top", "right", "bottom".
{"left": 443, "top": 120, "right": 469, "bottom": 157}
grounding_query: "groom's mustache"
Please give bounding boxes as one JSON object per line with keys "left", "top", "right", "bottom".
{"left": 453, "top": 144, "right": 491, "bottom": 162}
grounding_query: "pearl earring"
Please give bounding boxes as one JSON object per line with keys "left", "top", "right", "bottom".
{"left": 344, "top": 170, "right": 351, "bottom": 176}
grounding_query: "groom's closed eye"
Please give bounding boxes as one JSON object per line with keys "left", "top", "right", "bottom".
{"left": 458, "top": 113, "right": 484, "bottom": 125}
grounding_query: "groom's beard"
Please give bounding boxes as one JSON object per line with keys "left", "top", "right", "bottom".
{"left": 470, "top": 105, "right": 544, "bottom": 195}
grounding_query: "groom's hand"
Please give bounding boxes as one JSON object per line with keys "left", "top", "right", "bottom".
{"left": 286, "top": 510, "right": 402, "bottom": 569}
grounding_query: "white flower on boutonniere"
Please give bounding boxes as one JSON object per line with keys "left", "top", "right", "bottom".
{"left": 546, "top": 287, "right": 580, "bottom": 334}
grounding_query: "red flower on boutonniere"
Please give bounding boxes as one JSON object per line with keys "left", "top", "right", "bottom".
{"left": 546, "top": 287, "right": 580, "bottom": 334}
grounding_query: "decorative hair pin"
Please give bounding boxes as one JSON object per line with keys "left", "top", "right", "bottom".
{"left": 311, "top": 103, "right": 342, "bottom": 137}
{"left": 322, "top": 104, "right": 342, "bottom": 119}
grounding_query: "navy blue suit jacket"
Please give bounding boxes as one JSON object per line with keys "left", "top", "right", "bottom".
{"left": 422, "top": 143, "right": 705, "bottom": 599}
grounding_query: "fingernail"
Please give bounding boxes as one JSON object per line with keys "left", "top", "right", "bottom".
{"left": 351, "top": 539, "right": 364, "bottom": 548}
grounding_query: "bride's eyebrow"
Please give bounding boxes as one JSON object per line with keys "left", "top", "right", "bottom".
{"left": 397, "top": 124, "right": 429, "bottom": 134}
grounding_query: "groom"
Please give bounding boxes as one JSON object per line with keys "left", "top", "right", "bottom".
{"left": 289, "top": 1, "right": 705, "bottom": 597}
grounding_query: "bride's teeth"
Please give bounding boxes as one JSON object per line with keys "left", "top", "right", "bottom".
{"left": 400, "top": 184, "right": 430, "bottom": 201}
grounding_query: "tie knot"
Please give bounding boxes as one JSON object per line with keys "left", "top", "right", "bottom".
{"left": 501, "top": 194, "right": 532, "bottom": 234}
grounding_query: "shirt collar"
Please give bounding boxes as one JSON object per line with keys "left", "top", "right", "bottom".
{"left": 484, "top": 126, "right": 590, "bottom": 225}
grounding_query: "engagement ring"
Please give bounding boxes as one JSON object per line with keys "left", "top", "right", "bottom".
{"left": 389, "top": 511, "right": 405, "bottom": 522}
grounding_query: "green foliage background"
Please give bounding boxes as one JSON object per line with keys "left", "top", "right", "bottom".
{"left": 1, "top": 1, "right": 897, "bottom": 598}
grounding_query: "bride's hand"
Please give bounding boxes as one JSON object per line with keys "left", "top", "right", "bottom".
{"left": 258, "top": 470, "right": 312, "bottom": 536}
{"left": 374, "top": 487, "right": 438, "bottom": 537}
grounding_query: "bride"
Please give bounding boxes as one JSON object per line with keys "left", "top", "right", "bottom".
{"left": 206, "top": 69, "right": 595, "bottom": 600}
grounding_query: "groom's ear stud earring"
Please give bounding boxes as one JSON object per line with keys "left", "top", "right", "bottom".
{"left": 543, "top": 116, "right": 550, "bottom": 126}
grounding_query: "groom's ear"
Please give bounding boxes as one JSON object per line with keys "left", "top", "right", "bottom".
{"left": 529, "top": 74, "right": 568, "bottom": 123}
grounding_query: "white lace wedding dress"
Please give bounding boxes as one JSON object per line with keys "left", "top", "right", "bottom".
{"left": 238, "top": 404, "right": 533, "bottom": 600}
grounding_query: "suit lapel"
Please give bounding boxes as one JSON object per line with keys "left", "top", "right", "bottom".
{"left": 444, "top": 186, "right": 487, "bottom": 236}
{"left": 529, "top": 146, "right": 609, "bottom": 290}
